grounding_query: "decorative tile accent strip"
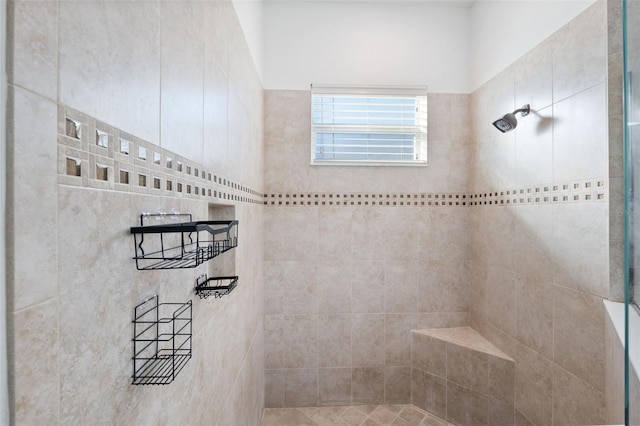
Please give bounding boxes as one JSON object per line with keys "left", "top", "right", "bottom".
{"left": 467, "top": 177, "right": 607, "bottom": 206}
{"left": 264, "top": 192, "right": 469, "bottom": 207}
{"left": 265, "top": 178, "right": 608, "bottom": 207}
{"left": 56, "top": 105, "right": 265, "bottom": 205}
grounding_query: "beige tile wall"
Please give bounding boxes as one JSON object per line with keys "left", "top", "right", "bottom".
{"left": 411, "top": 328, "right": 515, "bottom": 425}
{"left": 608, "top": 0, "right": 625, "bottom": 303}
{"left": 7, "top": 1, "right": 264, "bottom": 425}
{"left": 604, "top": 305, "right": 625, "bottom": 425}
{"left": 7, "top": 0, "right": 621, "bottom": 423}
{"left": 263, "top": 91, "right": 473, "bottom": 406}
{"left": 469, "top": 1, "right": 612, "bottom": 425}
{"left": 263, "top": 1, "right": 617, "bottom": 423}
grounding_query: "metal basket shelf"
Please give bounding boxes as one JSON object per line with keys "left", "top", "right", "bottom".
{"left": 132, "top": 295, "right": 192, "bottom": 385}
{"left": 195, "top": 274, "right": 239, "bottom": 299}
{"left": 130, "top": 213, "right": 238, "bottom": 270}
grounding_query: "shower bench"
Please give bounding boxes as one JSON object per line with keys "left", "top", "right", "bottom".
{"left": 411, "top": 327, "right": 515, "bottom": 425}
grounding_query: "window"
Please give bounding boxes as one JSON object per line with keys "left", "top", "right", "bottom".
{"left": 311, "top": 85, "right": 428, "bottom": 165}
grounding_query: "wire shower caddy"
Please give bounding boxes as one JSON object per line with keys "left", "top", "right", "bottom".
{"left": 195, "top": 274, "right": 239, "bottom": 299}
{"left": 132, "top": 295, "right": 192, "bottom": 385}
{"left": 130, "top": 213, "right": 238, "bottom": 270}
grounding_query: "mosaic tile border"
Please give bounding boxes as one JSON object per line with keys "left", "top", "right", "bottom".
{"left": 58, "top": 106, "right": 607, "bottom": 209}
{"left": 264, "top": 192, "right": 468, "bottom": 207}
{"left": 56, "top": 105, "right": 264, "bottom": 205}
{"left": 468, "top": 178, "right": 607, "bottom": 206}
{"left": 265, "top": 178, "right": 608, "bottom": 207}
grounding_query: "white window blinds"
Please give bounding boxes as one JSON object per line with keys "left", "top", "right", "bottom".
{"left": 311, "top": 85, "right": 428, "bottom": 165}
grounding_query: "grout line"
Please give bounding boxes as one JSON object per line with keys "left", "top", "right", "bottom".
{"left": 158, "top": 1, "right": 163, "bottom": 152}
{"left": 7, "top": 82, "right": 56, "bottom": 105}
{"left": 13, "top": 297, "right": 59, "bottom": 315}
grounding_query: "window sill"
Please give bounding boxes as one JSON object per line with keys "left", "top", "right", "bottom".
{"left": 311, "top": 160, "right": 428, "bottom": 167}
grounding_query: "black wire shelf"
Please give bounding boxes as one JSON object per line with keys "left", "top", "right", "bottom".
{"left": 130, "top": 213, "right": 238, "bottom": 270}
{"left": 132, "top": 295, "right": 192, "bottom": 385}
{"left": 195, "top": 274, "right": 239, "bottom": 299}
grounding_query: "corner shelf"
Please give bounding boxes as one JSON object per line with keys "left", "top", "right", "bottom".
{"left": 130, "top": 213, "right": 238, "bottom": 270}
{"left": 195, "top": 274, "right": 239, "bottom": 299}
{"left": 132, "top": 295, "right": 192, "bottom": 385}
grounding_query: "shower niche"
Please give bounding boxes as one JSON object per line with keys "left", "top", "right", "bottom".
{"left": 194, "top": 204, "right": 239, "bottom": 299}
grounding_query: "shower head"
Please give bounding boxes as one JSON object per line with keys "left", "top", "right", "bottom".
{"left": 492, "top": 104, "right": 531, "bottom": 133}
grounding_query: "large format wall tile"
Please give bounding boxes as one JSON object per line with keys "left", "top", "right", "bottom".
{"left": 351, "top": 261, "right": 385, "bottom": 313}
{"left": 282, "top": 315, "right": 318, "bottom": 368}
{"left": 552, "top": 202, "right": 609, "bottom": 298}
{"left": 265, "top": 207, "right": 319, "bottom": 261}
{"left": 486, "top": 266, "right": 516, "bottom": 338}
{"left": 203, "top": 50, "right": 229, "bottom": 178}
{"left": 605, "top": 303, "right": 625, "bottom": 424}
{"left": 412, "top": 332, "right": 446, "bottom": 378}
{"left": 419, "top": 207, "right": 470, "bottom": 262}
{"left": 352, "top": 367, "right": 385, "bottom": 404}
{"left": 280, "top": 262, "right": 319, "bottom": 315}
{"left": 515, "top": 277, "right": 554, "bottom": 360}
{"left": 515, "top": 343, "right": 553, "bottom": 426}
{"left": 553, "top": 83, "right": 607, "bottom": 183}
{"left": 552, "top": 365, "right": 605, "bottom": 426}
{"left": 514, "top": 38, "right": 553, "bottom": 112}
{"left": 384, "top": 314, "right": 417, "bottom": 366}
{"left": 284, "top": 369, "right": 318, "bottom": 407}
{"left": 316, "top": 262, "right": 352, "bottom": 314}
{"left": 13, "top": 300, "right": 58, "bottom": 425}
{"left": 385, "top": 366, "right": 411, "bottom": 404}
{"left": 446, "top": 342, "right": 489, "bottom": 395}
{"left": 58, "top": 188, "right": 136, "bottom": 424}
{"left": 7, "top": 87, "right": 58, "bottom": 310}
{"left": 552, "top": 0, "right": 607, "bottom": 102}
{"left": 351, "top": 208, "right": 386, "bottom": 261}
{"left": 412, "top": 368, "right": 447, "bottom": 418}
{"left": 318, "top": 368, "right": 351, "bottom": 406}
{"left": 380, "top": 208, "right": 422, "bottom": 261}
{"left": 553, "top": 285, "right": 605, "bottom": 392}
{"left": 265, "top": 369, "right": 285, "bottom": 408}
{"left": 59, "top": 0, "right": 161, "bottom": 143}
{"left": 352, "top": 314, "right": 385, "bottom": 367}
{"left": 160, "top": 1, "right": 204, "bottom": 160}
{"left": 265, "top": 315, "right": 284, "bottom": 369}
{"left": 8, "top": 0, "right": 58, "bottom": 100}
{"left": 418, "top": 260, "right": 469, "bottom": 313}
{"left": 513, "top": 204, "right": 553, "bottom": 283}
{"left": 318, "top": 315, "right": 352, "bottom": 368}
{"left": 318, "top": 208, "right": 353, "bottom": 262}
{"left": 384, "top": 261, "right": 418, "bottom": 313}
{"left": 446, "top": 382, "right": 489, "bottom": 426}
{"left": 514, "top": 104, "right": 553, "bottom": 188}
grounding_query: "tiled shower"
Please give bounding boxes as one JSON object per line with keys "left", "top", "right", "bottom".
{"left": 8, "top": 1, "right": 265, "bottom": 424}
{"left": 263, "top": 1, "right": 619, "bottom": 424}
{"left": 5, "top": 0, "right": 624, "bottom": 425}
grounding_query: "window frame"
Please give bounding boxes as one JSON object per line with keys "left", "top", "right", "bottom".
{"left": 310, "top": 84, "right": 428, "bottom": 167}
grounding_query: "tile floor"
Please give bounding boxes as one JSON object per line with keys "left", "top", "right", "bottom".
{"left": 261, "top": 404, "right": 454, "bottom": 426}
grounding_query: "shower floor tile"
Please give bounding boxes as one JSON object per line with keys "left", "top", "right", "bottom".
{"left": 261, "top": 404, "right": 454, "bottom": 426}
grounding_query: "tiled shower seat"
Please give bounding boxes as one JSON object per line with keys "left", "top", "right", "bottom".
{"left": 411, "top": 327, "right": 515, "bottom": 426}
